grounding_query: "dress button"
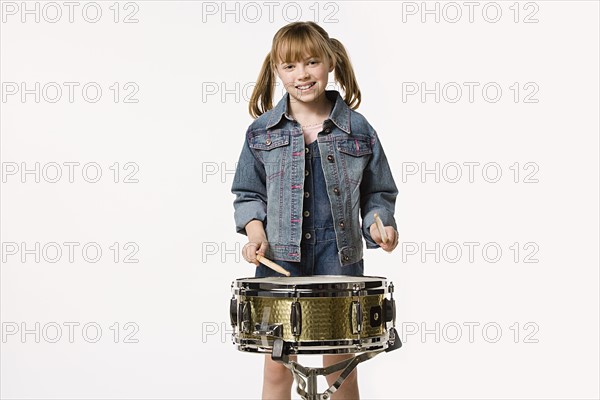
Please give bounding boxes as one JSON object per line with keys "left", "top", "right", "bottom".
{"left": 333, "top": 187, "right": 340, "bottom": 195}
{"left": 303, "top": 211, "right": 310, "bottom": 217}
{"left": 265, "top": 138, "right": 272, "bottom": 146}
{"left": 327, "top": 155, "right": 334, "bottom": 162}
{"left": 305, "top": 233, "right": 312, "bottom": 239}
{"left": 305, "top": 147, "right": 309, "bottom": 154}
{"left": 304, "top": 191, "right": 310, "bottom": 198}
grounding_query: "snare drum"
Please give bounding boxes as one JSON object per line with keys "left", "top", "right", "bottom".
{"left": 230, "top": 275, "right": 397, "bottom": 355}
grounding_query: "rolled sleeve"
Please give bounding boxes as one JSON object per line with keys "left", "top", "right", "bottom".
{"left": 231, "top": 129, "right": 267, "bottom": 235}
{"left": 360, "top": 129, "right": 398, "bottom": 248}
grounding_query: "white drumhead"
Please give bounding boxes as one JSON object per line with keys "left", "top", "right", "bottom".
{"left": 252, "top": 275, "right": 385, "bottom": 285}
{"left": 235, "top": 275, "right": 386, "bottom": 284}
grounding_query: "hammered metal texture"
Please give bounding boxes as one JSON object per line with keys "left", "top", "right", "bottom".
{"left": 239, "top": 295, "right": 384, "bottom": 342}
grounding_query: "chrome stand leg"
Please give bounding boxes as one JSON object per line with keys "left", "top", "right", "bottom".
{"left": 280, "top": 350, "right": 385, "bottom": 400}
{"left": 271, "top": 329, "right": 403, "bottom": 400}
{"left": 307, "top": 369, "right": 318, "bottom": 400}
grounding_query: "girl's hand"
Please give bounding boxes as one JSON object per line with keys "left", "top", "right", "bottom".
{"left": 242, "top": 220, "right": 269, "bottom": 266}
{"left": 370, "top": 224, "right": 399, "bottom": 253}
{"left": 243, "top": 239, "right": 269, "bottom": 266}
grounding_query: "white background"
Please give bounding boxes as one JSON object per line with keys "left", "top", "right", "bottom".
{"left": 1, "top": 1, "right": 598, "bottom": 399}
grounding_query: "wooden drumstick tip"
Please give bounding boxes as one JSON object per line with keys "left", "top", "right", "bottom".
{"left": 256, "top": 254, "right": 291, "bottom": 277}
{"left": 374, "top": 213, "right": 389, "bottom": 244}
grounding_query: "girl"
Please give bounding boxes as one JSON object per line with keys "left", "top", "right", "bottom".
{"left": 231, "top": 21, "right": 399, "bottom": 400}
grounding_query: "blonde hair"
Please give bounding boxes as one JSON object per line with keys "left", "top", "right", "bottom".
{"left": 249, "top": 21, "right": 361, "bottom": 119}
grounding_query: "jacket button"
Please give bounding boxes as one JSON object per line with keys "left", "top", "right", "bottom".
{"left": 339, "top": 220, "right": 345, "bottom": 228}
{"left": 265, "top": 139, "right": 272, "bottom": 146}
{"left": 305, "top": 233, "right": 312, "bottom": 239}
{"left": 303, "top": 211, "right": 310, "bottom": 217}
{"left": 305, "top": 169, "right": 309, "bottom": 176}
{"left": 324, "top": 128, "right": 331, "bottom": 134}
{"left": 304, "top": 191, "right": 310, "bottom": 198}
{"left": 343, "top": 255, "right": 349, "bottom": 262}
{"left": 333, "top": 187, "right": 340, "bottom": 195}
{"left": 327, "top": 155, "right": 334, "bottom": 162}
{"left": 305, "top": 147, "right": 309, "bottom": 154}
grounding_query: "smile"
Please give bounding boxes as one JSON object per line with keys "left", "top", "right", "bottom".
{"left": 295, "top": 82, "right": 316, "bottom": 90}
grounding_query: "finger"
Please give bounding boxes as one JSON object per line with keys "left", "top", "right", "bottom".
{"left": 241, "top": 248, "right": 246, "bottom": 262}
{"left": 244, "top": 245, "right": 253, "bottom": 263}
{"left": 385, "top": 228, "right": 399, "bottom": 252}
{"left": 245, "top": 243, "right": 259, "bottom": 264}
{"left": 256, "top": 241, "right": 269, "bottom": 256}
{"left": 250, "top": 247, "right": 260, "bottom": 265}
{"left": 370, "top": 223, "right": 382, "bottom": 244}
{"left": 385, "top": 227, "right": 396, "bottom": 245}
{"left": 392, "top": 229, "right": 399, "bottom": 249}
{"left": 242, "top": 244, "right": 249, "bottom": 261}
{"left": 381, "top": 242, "right": 392, "bottom": 253}
{"left": 378, "top": 228, "right": 395, "bottom": 253}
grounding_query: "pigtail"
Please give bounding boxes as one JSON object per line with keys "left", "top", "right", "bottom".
{"left": 329, "top": 38, "right": 361, "bottom": 110}
{"left": 249, "top": 52, "right": 277, "bottom": 119}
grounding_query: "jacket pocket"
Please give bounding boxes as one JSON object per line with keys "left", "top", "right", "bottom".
{"left": 335, "top": 137, "right": 372, "bottom": 186}
{"left": 336, "top": 138, "right": 372, "bottom": 157}
{"left": 249, "top": 130, "right": 290, "bottom": 150}
{"left": 249, "top": 130, "right": 291, "bottom": 180}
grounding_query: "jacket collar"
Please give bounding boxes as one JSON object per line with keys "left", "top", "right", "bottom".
{"left": 266, "top": 89, "right": 351, "bottom": 134}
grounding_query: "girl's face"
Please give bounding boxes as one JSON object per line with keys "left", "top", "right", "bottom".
{"left": 274, "top": 53, "right": 334, "bottom": 108}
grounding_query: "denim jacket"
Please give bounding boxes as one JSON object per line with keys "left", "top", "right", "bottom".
{"left": 231, "top": 90, "right": 398, "bottom": 266}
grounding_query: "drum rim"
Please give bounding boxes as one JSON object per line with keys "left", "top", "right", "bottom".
{"left": 232, "top": 275, "right": 389, "bottom": 297}
{"left": 235, "top": 334, "right": 390, "bottom": 355}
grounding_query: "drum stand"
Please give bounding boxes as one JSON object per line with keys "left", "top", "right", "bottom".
{"left": 272, "top": 328, "right": 402, "bottom": 400}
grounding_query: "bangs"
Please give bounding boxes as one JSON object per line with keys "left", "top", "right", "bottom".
{"left": 273, "top": 30, "right": 329, "bottom": 65}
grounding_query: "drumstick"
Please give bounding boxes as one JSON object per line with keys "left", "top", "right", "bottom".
{"left": 256, "top": 254, "right": 291, "bottom": 277}
{"left": 374, "top": 213, "right": 389, "bottom": 244}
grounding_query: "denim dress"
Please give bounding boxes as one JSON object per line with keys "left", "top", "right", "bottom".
{"left": 255, "top": 132, "right": 364, "bottom": 278}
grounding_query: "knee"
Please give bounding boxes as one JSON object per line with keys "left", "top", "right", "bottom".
{"left": 325, "top": 367, "right": 358, "bottom": 387}
{"left": 263, "top": 358, "right": 294, "bottom": 386}
{"left": 323, "top": 355, "right": 358, "bottom": 386}
{"left": 342, "top": 368, "right": 358, "bottom": 385}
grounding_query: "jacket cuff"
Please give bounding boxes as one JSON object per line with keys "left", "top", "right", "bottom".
{"left": 362, "top": 209, "right": 396, "bottom": 249}
{"left": 234, "top": 203, "right": 267, "bottom": 235}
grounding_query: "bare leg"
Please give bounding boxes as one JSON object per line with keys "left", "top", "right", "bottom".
{"left": 323, "top": 354, "right": 359, "bottom": 400}
{"left": 261, "top": 354, "right": 297, "bottom": 400}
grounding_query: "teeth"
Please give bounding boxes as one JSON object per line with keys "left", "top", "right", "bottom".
{"left": 297, "top": 83, "right": 314, "bottom": 90}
